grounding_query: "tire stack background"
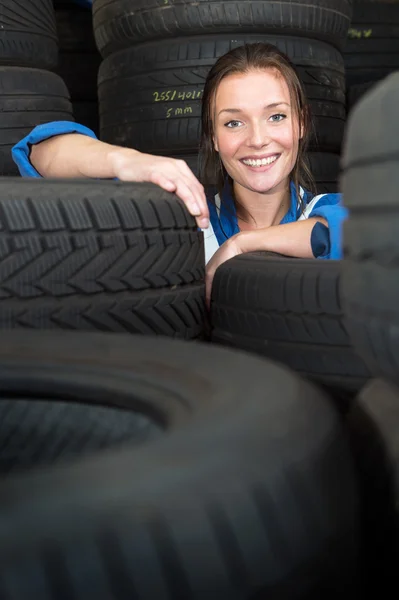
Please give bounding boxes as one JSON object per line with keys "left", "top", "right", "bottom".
{"left": 93, "top": 0, "right": 353, "bottom": 194}
{"left": 53, "top": 0, "right": 100, "bottom": 135}
{"left": 344, "top": 0, "right": 399, "bottom": 112}
{"left": 340, "top": 71, "right": 399, "bottom": 596}
{"left": 0, "top": 0, "right": 74, "bottom": 176}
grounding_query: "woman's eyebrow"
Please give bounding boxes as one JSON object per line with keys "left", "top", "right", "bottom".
{"left": 218, "top": 101, "right": 290, "bottom": 116}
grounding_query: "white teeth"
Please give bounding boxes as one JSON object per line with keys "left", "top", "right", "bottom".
{"left": 242, "top": 155, "right": 278, "bottom": 167}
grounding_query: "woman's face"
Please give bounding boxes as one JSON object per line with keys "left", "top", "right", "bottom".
{"left": 212, "top": 69, "right": 301, "bottom": 196}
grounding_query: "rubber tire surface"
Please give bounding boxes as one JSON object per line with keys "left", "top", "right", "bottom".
{"left": 347, "top": 81, "right": 377, "bottom": 111}
{"left": 344, "top": 0, "right": 399, "bottom": 87}
{"left": 55, "top": 6, "right": 101, "bottom": 102}
{"left": 99, "top": 35, "right": 346, "bottom": 155}
{"left": 73, "top": 100, "right": 99, "bottom": 136}
{"left": 93, "top": 0, "right": 352, "bottom": 57}
{"left": 0, "top": 0, "right": 58, "bottom": 69}
{"left": 211, "top": 253, "right": 370, "bottom": 391}
{"left": 0, "top": 179, "right": 205, "bottom": 337}
{"left": 0, "top": 398, "right": 160, "bottom": 476}
{"left": 347, "top": 379, "right": 399, "bottom": 596}
{"left": 341, "top": 72, "right": 399, "bottom": 385}
{"left": 308, "top": 152, "right": 340, "bottom": 193}
{"left": 0, "top": 329, "right": 359, "bottom": 599}
{"left": 0, "top": 67, "right": 73, "bottom": 176}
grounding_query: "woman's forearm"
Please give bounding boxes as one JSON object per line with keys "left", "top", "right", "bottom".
{"left": 29, "top": 134, "right": 137, "bottom": 179}
{"left": 238, "top": 218, "right": 328, "bottom": 258}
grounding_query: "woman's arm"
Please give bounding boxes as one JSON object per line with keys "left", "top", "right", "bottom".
{"left": 12, "top": 123, "right": 209, "bottom": 228}
{"left": 30, "top": 134, "right": 123, "bottom": 179}
{"left": 237, "top": 217, "right": 328, "bottom": 258}
{"left": 205, "top": 217, "right": 328, "bottom": 306}
{"left": 30, "top": 134, "right": 209, "bottom": 228}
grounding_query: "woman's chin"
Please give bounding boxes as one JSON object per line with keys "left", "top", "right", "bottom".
{"left": 243, "top": 175, "right": 281, "bottom": 194}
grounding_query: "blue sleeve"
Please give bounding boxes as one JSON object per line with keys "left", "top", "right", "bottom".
{"left": 12, "top": 121, "right": 98, "bottom": 178}
{"left": 308, "top": 193, "right": 348, "bottom": 260}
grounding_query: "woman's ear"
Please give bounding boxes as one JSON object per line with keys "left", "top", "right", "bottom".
{"left": 213, "top": 134, "right": 219, "bottom": 152}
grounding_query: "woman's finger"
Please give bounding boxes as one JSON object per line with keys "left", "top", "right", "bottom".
{"left": 175, "top": 177, "right": 210, "bottom": 229}
{"left": 151, "top": 172, "right": 206, "bottom": 228}
{"left": 150, "top": 173, "right": 177, "bottom": 194}
{"left": 176, "top": 160, "right": 209, "bottom": 219}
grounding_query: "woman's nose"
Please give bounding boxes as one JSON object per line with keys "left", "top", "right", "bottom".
{"left": 247, "top": 122, "right": 270, "bottom": 148}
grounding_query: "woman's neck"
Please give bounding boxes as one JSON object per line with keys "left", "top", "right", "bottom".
{"left": 233, "top": 179, "right": 291, "bottom": 230}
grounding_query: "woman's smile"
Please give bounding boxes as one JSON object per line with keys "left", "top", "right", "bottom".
{"left": 240, "top": 153, "right": 281, "bottom": 170}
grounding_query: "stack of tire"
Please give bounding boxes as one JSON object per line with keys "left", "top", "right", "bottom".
{"left": 344, "top": 0, "right": 399, "bottom": 112}
{"left": 0, "top": 329, "right": 362, "bottom": 598}
{"left": 0, "top": 0, "right": 74, "bottom": 175}
{"left": 93, "top": 0, "right": 353, "bottom": 195}
{"left": 0, "top": 178, "right": 206, "bottom": 338}
{"left": 54, "top": 0, "right": 101, "bottom": 135}
{"left": 339, "top": 71, "right": 399, "bottom": 596}
{"left": 0, "top": 3, "right": 207, "bottom": 342}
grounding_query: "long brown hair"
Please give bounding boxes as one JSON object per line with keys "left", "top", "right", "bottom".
{"left": 199, "top": 42, "right": 317, "bottom": 213}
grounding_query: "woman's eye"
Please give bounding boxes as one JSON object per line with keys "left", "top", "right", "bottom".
{"left": 269, "top": 113, "right": 286, "bottom": 123}
{"left": 225, "top": 120, "right": 242, "bottom": 128}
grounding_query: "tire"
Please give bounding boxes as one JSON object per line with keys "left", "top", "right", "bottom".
{"left": 0, "top": 399, "right": 160, "bottom": 475}
{"left": 55, "top": 6, "right": 101, "bottom": 102}
{"left": 0, "top": 67, "right": 73, "bottom": 176}
{"left": 73, "top": 100, "right": 99, "bottom": 136}
{"left": 0, "top": 330, "right": 359, "bottom": 598}
{"left": 93, "top": 0, "right": 352, "bottom": 57}
{"left": 347, "top": 379, "right": 399, "bottom": 595}
{"left": 344, "top": 0, "right": 399, "bottom": 87}
{"left": 0, "top": 179, "right": 205, "bottom": 338}
{"left": 308, "top": 152, "right": 341, "bottom": 194}
{"left": 210, "top": 253, "right": 370, "bottom": 392}
{"left": 98, "top": 35, "right": 346, "bottom": 155}
{"left": 341, "top": 72, "right": 399, "bottom": 384}
{"left": 0, "top": 0, "right": 58, "bottom": 69}
{"left": 347, "top": 81, "right": 377, "bottom": 111}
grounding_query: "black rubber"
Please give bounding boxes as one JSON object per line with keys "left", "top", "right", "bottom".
{"left": 0, "top": 0, "right": 58, "bottom": 69}
{"left": 0, "top": 67, "right": 73, "bottom": 176}
{"left": 344, "top": 0, "right": 399, "bottom": 87}
{"left": 211, "top": 253, "right": 370, "bottom": 392}
{"left": 55, "top": 5, "right": 101, "bottom": 102}
{"left": 341, "top": 72, "right": 399, "bottom": 385}
{"left": 308, "top": 152, "right": 341, "bottom": 193}
{"left": 0, "top": 179, "right": 205, "bottom": 337}
{"left": 0, "top": 398, "right": 160, "bottom": 476}
{"left": 93, "top": 0, "right": 353, "bottom": 57}
{"left": 72, "top": 100, "right": 99, "bottom": 136}
{"left": 347, "top": 81, "right": 377, "bottom": 111}
{"left": 347, "top": 379, "right": 399, "bottom": 596}
{"left": 98, "top": 35, "right": 346, "bottom": 155}
{"left": 0, "top": 329, "right": 360, "bottom": 598}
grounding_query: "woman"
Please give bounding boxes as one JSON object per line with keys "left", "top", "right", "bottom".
{"left": 12, "top": 42, "right": 346, "bottom": 304}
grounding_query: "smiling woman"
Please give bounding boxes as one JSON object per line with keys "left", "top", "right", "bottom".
{"left": 199, "top": 42, "right": 347, "bottom": 302}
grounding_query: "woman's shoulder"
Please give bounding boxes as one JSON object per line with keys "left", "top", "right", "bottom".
{"left": 302, "top": 188, "right": 342, "bottom": 216}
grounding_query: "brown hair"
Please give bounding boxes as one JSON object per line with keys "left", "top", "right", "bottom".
{"left": 199, "top": 42, "right": 317, "bottom": 213}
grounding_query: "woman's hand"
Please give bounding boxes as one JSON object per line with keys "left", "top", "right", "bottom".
{"left": 109, "top": 149, "right": 209, "bottom": 229}
{"left": 205, "top": 218, "right": 327, "bottom": 307}
{"left": 30, "top": 134, "right": 209, "bottom": 229}
{"left": 205, "top": 234, "right": 244, "bottom": 308}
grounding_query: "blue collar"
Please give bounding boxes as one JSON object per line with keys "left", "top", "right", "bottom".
{"left": 207, "top": 179, "right": 310, "bottom": 246}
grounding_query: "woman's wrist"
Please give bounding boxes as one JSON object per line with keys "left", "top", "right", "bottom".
{"left": 106, "top": 146, "right": 142, "bottom": 178}
{"left": 235, "top": 229, "right": 268, "bottom": 253}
